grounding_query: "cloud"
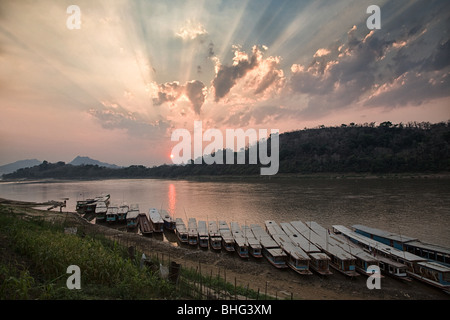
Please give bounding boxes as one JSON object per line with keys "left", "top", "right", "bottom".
{"left": 88, "top": 102, "right": 170, "bottom": 139}
{"left": 288, "top": 12, "right": 450, "bottom": 119}
{"left": 152, "top": 80, "right": 207, "bottom": 115}
{"left": 211, "top": 45, "right": 260, "bottom": 101}
{"left": 176, "top": 19, "right": 208, "bottom": 40}
{"left": 211, "top": 45, "right": 286, "bottom": 102}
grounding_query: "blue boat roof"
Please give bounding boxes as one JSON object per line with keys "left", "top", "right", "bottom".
{"left": 352, "top": 224, "right": 418, "bottom": 243}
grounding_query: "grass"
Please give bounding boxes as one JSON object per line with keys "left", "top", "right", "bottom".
{"left": 0, "top": 205, "right": 177, "bottom": 299}
{"left": 0, "top": 204, "right": 271, "bottom": 300}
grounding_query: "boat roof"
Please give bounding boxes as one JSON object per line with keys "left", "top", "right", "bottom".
{"left": 234, "top": 236, "right": 248, "bottom": 247}
{"left": 294, "top": 221, "right": 354, "bottom": 260}
{"left": 118, "top": 205, "right": 129, "bottom": 214}
{"left": 218, "top": 220, "right": 230, "bottom": 231}
{"left": 281, "top": 241, "right": 310, "bottom": 260}
{"left": 352, "top": 224, "right": 418, "bottom": 243}
{"left": 266, "top": 248, "right": 287, "bottom": 257}
{"left": 404, "top": 240, "right": 450, "bottom": 256}
{"left": 160, "top": 209, "right": 174, "bottom": 222}
{"left": 197, "top": 220, "right": 208, "bottom": 236}
{"left": 280, "top": 222, "right": 321, "bottom": 253}
{"left": 149, "top": 208, "right": 163, "bottom": 223}
{"left": 106, "top": 206, "right": 119, "bottom": 214}
{"left": 309, "top": 252, "right": 331, "bottom": 260}
{"left": 417, "top": 261, "right": 450, "bottom": 273}
{"left": 188, "top": 218, "right": 198, "bottom": 234}
{"left": 126, "top": 210, "right": 140, "bottom": 219}
{"left": 175, "top": 218, "right": 187, "bottom": 233}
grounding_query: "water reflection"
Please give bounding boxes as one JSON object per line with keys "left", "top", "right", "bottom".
{"left": 168, "top": 183, "right": 176, "bottom": 217}
{"left": 0, "top": 178, "right": 449, "bottom": 247}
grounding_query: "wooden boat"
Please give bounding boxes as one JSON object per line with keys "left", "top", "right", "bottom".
{"left": 76, "top": 194, "right": 110, "bottom": 215}
{"left": 265, "top": 221, "right": 312, "bottom": 275}
{"left": 218, "top": 221, "right": 235, "bottom": 252}
{"left": 198, "top": 220, "right": 209, "bottom": 248}
{"left": 251, "top": 224, "right": 287, "bottom": 269}
{"left": 117, "top": 203, "right": 129, "bottom": 223}
{"left": 290, "top": 221, "right": 358, "bottom": 277}
{"left": 76, "top": 199, "right": 96, "bottom": 215}
{"left": 175, "top": 218, "right": 188, "bottom": 243}
{"left": 352, "top": 224, "right": 450, "bottom": 266}
{"left": 126, "top": 204, "right": 140, "bottom": 229}
{"left": 280, "top": 222, "right": 332, "bottom": 275}
{"left": 94, "top": 201, "right": 108, "bottom": 223}
{"left": 161, "top": 209, "right": 176, "bottom": 231}
{"left": 208, "top": 221, "right": 222, "bottom": 250}
{"left": 308, "top": 221, "right": 379, "bottom": 277}
{"left": 230, "top": 222, "right": 249, "bottom": 259}
{"left": 137, "top": 211, "right": 153, "bottom": 236}
{"left": 242, "top": 225, "right": 263, "bottom": 258}
{"left": 106, "top": 205, "right": 119, "bottom": 223}
{"left": 149, "top": 208, "right": 164, "bottom": 232}
{"left": 333, "top": 225, "right": 450, "bottom": 291}
{"left": 188, "top": 218, "right": 198, "bottom": 246}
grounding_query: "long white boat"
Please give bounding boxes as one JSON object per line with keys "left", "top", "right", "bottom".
{"left": 198, "top": 220, "right": 209, "bottom": 248}
{"left": 251, "top": 224, "right": 287, "bottom": 269}
{"left": 230, "top": 222, "right": 249, "bottom": 259}
{"left": 265, "top": 221, "right": 312, "bottom": 275}
{"left": 290, "top": 221, "right": 358, "bottom": 277}
{"left": 149, "top": 208, "right": 164, "bottom": 232}
{"left": 333, "top": 225, "right": 450, "bottom": 291}
{"left": 175, "top": 218, "right": 188, "bottom": 243}
{"left": 208, "top": 221, "right": 222, "bottom": 250}
{"left": 161, "top": 209, "right": 176, "bottom": 231}
{"left": 307, "top": 221, "right": 379, "bottom": 277}
{"left": 118, "top": 203, "right": 129, "bottom": 223}
{"left": 94, "top": 201, "right": 108, "bottom": 223}
{"left": 126, "top": 204, "right": 140, "bottom": 229}
{"left": 188, "top": 218, "right": 198, "bottom": 246}
{"left": 106, "top": 205, "right": 119, "bottom": 223}
{"left": 280, "top": 222, "right": 332, "bottom": 276}
{"left": 352, "top": 224, "right": 450, "bottom": 266}
{"left": 219, "top": 221, "right": 235, "bottom": 252}
{"left": 242, "top": 225, "right": 263, "bottom": 258}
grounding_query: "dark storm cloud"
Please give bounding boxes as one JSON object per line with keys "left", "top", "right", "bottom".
{"left": 212, "top": 46, "right": 260, "bottom": 101}
{"left": 153, "top": 80, "right": 206, "bottom": 115}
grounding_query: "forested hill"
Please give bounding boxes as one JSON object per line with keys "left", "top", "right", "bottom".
{"left": 3, "top": 121, "right": 450, "bottom": 180}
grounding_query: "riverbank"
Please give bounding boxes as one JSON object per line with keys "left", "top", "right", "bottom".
{"left": 2, "top": 171, "right": 450, "bottom": 184}
{"left": 0, "top": 197, "right": 448, "bottom": 300}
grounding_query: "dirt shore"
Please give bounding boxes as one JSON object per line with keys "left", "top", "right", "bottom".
{"left": 1, "top": 197, "right": 448, "bottom": 300}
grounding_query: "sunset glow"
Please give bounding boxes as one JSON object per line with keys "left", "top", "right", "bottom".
{"left": 0, "top": 0, "right": 449, "bottom": 167}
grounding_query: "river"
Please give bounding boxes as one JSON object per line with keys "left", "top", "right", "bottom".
{"left": 0, "top": 177, "right": 449, "bottom": 247}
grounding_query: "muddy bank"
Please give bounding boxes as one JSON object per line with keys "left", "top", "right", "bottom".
{"left": 0, "top": 198, "right": 448, "bottom": 300}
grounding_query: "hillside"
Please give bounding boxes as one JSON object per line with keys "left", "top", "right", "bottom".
{"left": 0, "top": 159, "right": 41, "bottom": 176}
{"left": 69, "top": 156, "right": 121, "bottom": 169}
{"left": 2, "top": 121, "right": 449, "bottom": 180}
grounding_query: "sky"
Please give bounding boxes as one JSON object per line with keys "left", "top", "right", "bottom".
{"left": 0, "top": 0, "right": 449, "bottom": 167}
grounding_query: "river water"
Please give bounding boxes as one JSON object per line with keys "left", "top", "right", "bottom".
{"left": 0, "top": 177, "right": 449, "bottom": 247}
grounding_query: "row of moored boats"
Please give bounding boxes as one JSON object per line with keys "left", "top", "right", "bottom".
{"left": 76, "top": 195, "right": 450, "bottom": 293}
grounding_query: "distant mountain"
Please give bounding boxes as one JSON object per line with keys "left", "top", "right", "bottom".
{"left": 69, "top": 156, "right": 121, "bottom": 169}
{"left": 0, "top": 159, "right": 41, "bottom": 176}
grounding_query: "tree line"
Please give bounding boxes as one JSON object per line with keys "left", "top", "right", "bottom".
{"left": 3, "top": 120, "right": 449, "bottom": 180}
